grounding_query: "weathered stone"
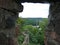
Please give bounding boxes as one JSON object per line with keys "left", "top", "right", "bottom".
{"left": 45, "top": 2, "right": 60, "bottom": 45}
{"left": 0, "top": 0, "right": 23, "bottom": 12}
{"left": 0, "top": 0, "right": 23, "bottom": 45}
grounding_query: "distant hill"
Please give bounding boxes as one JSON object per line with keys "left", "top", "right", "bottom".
{"left": 22, "top": 18, "right": 47, "bottom": 26}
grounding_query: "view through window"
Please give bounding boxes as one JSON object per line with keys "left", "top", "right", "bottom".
{"left": 17, "top": 3, "right": 50, "bottom": 45}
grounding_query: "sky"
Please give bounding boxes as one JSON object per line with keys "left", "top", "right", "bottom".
{"left": 19, "top": 3, "right": 50, "bottom": 18}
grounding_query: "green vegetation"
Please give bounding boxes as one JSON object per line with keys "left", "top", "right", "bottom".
{"left": 22, "top": 18, "right": 43, "bottom": 26}
{"left": 16, "top": 17, "right": 48, "bottom": 45}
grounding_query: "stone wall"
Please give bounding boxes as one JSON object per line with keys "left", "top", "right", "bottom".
{"left": 45, "top": 2, "right": 60, "bottom": 45}
{"left": 0, "top": 0, "right": 23, "bottom": 45}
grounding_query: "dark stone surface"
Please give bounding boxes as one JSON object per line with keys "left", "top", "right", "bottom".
{"left": 16, "top": 0, "right": 58, "bottom": 3}
{"left": 45, "top": 2, "right": 60, "bottom": 45}
{"left": 0, "top": 0, "right": 23, "bottom": 45}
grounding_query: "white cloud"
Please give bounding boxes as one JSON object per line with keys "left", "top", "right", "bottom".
{"left": 19, "top": 3, "right": 50, "bottom": 18}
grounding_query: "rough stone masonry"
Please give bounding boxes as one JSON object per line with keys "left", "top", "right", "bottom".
{"left": 45, "top": 2, "right": 60, "bottom": 45}
{"left": 0, "top": 0, "right": 23, "bottom": 45}
{"left": 0, "top": 0, "right": 60, "bottom": 45}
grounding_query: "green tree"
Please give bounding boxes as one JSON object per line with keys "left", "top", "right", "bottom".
{"left": 16, "top": 17, "right": 25, "bottom": 26}
{"left": 16, "top": 17, "right": 48, "bottom": 45}
{"left": 38, "top": 18, "right": 48, "bottom": 45}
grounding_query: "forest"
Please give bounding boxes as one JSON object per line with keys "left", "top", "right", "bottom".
{"left": 16, "top": 17, "right": 48, "bottom": 45}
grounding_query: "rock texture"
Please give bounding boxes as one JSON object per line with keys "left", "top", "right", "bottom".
{"left": 0, "top": 0, "right": 60, "bottom": 45}
{"left": 0, "top": 0, "right": 23, "bottom": 45}
{"left": 45, "top": 2, "right": 60, "bottom": 45}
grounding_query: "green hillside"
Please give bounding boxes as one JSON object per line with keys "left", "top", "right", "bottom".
{"left": 22, "top": 18, "right": 47, "bottom": 26}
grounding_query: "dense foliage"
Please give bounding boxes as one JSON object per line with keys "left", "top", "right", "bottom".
{"left": 22, "top": 18, "right": 43, "bottom": 26}
{"left": 16, "top": 17, "right": 48, "bottom": 45}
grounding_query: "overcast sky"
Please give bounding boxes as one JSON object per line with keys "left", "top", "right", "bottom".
{"left": 19, "top": 3, "right": 50, "bottom": 18}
